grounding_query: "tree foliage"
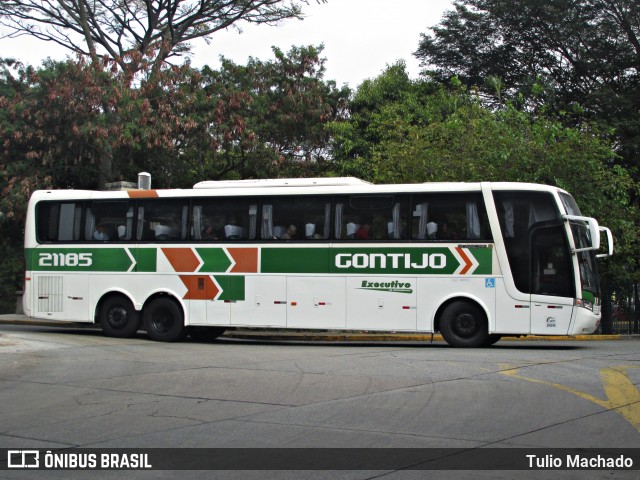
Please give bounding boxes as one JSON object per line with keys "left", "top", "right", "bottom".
{"left": 415, "top": 0, "right": 640, "bottom": 171}
{"left": 0, "top": 0, "right": 315, "bottom": 75}
{"left": 193, "top": 45, "right": 350, "bottom": 180}
{"left": 0, "top": 1, "right": 322, "bottom": 187}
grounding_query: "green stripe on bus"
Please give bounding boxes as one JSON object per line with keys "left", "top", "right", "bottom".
{"left": 261, "top": 248, "right": 330, "bottom": 274}
{"left": 260, "top": 248, "right": 330, "bottom": 273}
{"left": 131, "top": 248, "right": 157, "bottom": 272}
{"left": 261, "top": 246, "right": 492, "bottom": 275}
{"left": 215, "top": 275, "right": 245, "bottom": 301}
{"left": 26, "top": 245, "right": 492, "bottom": 275}
{"left": 25, "top": 248, "right": 134, "bottom": 272}
{"left": 472, "top": 248, "right": 492, "bottom": 275}
{"left": 197, "top": 248, "right": 233, "bottom": 273}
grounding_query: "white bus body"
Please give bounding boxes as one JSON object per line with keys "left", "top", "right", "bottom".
{"left": 23, "top": 179, "right": 611, "bottom": 347}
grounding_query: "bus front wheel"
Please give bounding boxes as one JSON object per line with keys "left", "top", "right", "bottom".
{"left": 439, "top": 301, "right": 489, "bottom": 348}
{"left": 143, "top": 297, "right": 186, "bottom": 342}
{"left": 99, "top": 295, "right": 141, "bottom": 338}
{"left": 481, "top": 334, "right": 502, "bottom": 347}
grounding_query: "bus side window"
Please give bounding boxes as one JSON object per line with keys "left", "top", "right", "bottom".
{"left": 84, "top": 201, "right": 133, "bottom": 242}
{"left": 262, "top": 196, "right": 329, "bottom": 241}
{"left": 36, "top": 202, "right": 82, "bottom": 242}
{"left": 339, "top": 195, "right": 408, "bottom": 241}
{"left": 411, "top": 193, "right": 490, "bottom": 241}
{"left": 137, "top": 200, "right": 188, "bottom": 242}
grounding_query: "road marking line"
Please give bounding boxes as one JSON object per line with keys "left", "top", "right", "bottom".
{"left": 500, "top": 363, "right": 640, "bottom": 432}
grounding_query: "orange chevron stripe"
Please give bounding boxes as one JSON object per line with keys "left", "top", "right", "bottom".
{"left": 162, "top": 248, "right": 200, "bottom": 273}
{"left": 180, "top": 275, "right": 220, "bottom": 300}
{"left": 455, "top": 247, "right": 473, "bottom": 275}
{"left": 127, "top": 190, "right": 159, "bottom": 198}
{"left": 228, "top": 248, "right": 258, "bottom": 273}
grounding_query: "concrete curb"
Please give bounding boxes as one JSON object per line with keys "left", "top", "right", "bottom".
{"left": 1, "top": 314, "right": 633, "bottom": 342}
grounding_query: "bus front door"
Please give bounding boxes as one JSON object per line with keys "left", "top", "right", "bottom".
{"left": 529, "top": 225, "right": 575, "bottom": 335}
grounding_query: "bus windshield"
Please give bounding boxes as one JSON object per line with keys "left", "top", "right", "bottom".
{"left": 559, "top": 192, "right": 582, "bottom": 216}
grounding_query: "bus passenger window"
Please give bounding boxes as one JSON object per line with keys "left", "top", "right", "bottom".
{"left": 84, "top": 200, "right": 133, "bottom": 242}
{"left": 338, "top": 195, "right": 408, "bottom": 241}
{"left": 193, "top": 198, "right": 256, "bottom": 241}
{"left": 261, "top": 196, "right": 330, "bottom": 241}
{"left": 137, "top": 200, "right": 188, "bottom": 242}
{"left": 35, "top": 201, "right": 82, "bottom": 242}
{"left": 411, "top": 193, "right": 490, "bottom": 241}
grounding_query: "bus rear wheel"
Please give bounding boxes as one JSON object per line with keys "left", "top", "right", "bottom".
{"left": 99, "top": 295, "right": 141, "bottom": 338}
{"left": 143, "top": 297, "right": 186, "bottom": 342}
{"left": 439, "top": 301, "right": 489, "bottom": 348}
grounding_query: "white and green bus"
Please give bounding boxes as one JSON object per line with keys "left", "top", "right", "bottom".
{"left": 23, "top": 177, "right": 613, "bottom": 347}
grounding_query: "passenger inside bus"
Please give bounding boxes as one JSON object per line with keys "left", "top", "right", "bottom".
{"left": 438, "top": 222, "right": 454, "bottom": 240}
{"left": 154, "top": 222, "right": 175, "bottom": 240}
{"left": 346, "top": 222, "right": 359, "bottom": 239}
{"left": 305, "top": 223, "right": 316, "bottom": 239}
{"left": 224, "top": 216, "right": 242, "bottom": 239}
{"left": 273, "top": 225, "right": 286, "bottom": 239}
{"left": 202, "top": 224, "right": 218, "bottom": 240}
{"left": 427, "top": 221, "right": 438, "bottom": 239}
{"left": 93, "top": 224, "right": 110, "bottom": 241}
{"left": 355, "top": 223, "right": 370, "bottom": 240}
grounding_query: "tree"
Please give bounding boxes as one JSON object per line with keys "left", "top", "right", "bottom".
{"left": 330, "top": 62, "right": 475, "bottom": 180}
{"left": 0, "top": 1, "right": 323, "bottom": 188}
{"left": 0, "top": 1, "right": 318, "bottom": 76}
{"left": 415, "top": 0, "right": 640, "bottom": 171}
{"left": 186, "top": 45, "right": 350, "bottom": 181}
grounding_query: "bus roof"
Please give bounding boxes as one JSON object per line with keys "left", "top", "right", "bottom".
{"left": 193, "top": 177, "right": 371, "bottom": 189}
{"left": 28, "top": 179, "right": 569, "bottom": 201}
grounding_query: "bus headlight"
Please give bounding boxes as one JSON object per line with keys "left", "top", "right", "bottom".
{"left": 575, "top": 299, "right": 594, "bottom": 311}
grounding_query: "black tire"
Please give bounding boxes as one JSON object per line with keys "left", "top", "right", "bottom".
{"left": 143, "top": 297, "right": 186, "bottom": 342}
{"left": 439, "top": 301, "right": 489, "bottom": 348}
{"left": 481, "top": 334, "right": 502, "bottom": 347}
{"left": 188, "top": 326, "right": 227, "bottom": 342}
{"left": 99, "top": 295, "right": 141, "bottom": 338}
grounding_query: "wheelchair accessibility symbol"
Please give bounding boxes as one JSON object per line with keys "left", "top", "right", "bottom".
{"left": 485, "top": 278, "right": 495, "bottom": 288}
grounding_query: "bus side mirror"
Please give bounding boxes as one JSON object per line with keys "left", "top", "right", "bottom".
{"left": 596, "top": 226, "right": 614, "bottom": 258}
{"left": 563, "top": 215, "right": 600, "bottom": 252}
